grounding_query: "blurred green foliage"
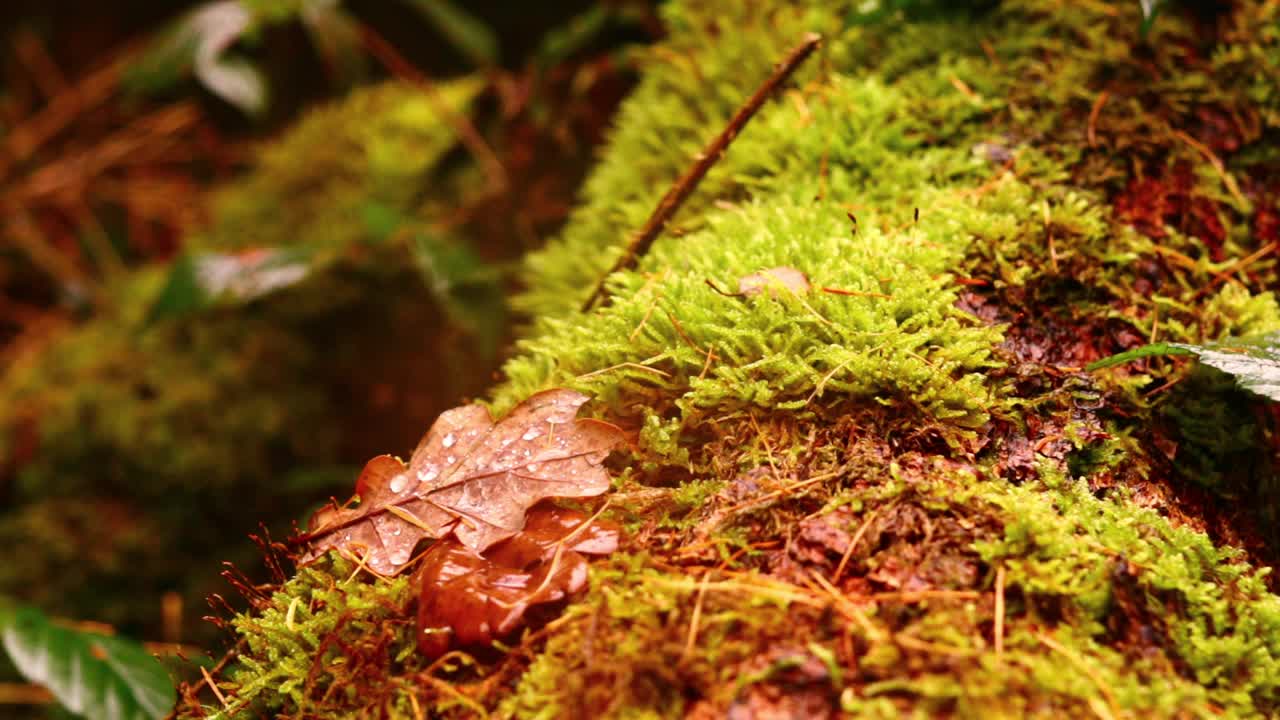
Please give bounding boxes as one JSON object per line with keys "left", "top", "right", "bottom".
{"left": 0, "top": 77, "right": 501, "bottom": 640}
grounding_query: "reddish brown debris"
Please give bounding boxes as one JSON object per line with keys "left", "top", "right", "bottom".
{"left": 1113, "top": 162, "right": 1227, "bottom": 260}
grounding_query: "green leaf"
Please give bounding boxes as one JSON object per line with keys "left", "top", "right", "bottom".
{"left": 1086, "top": 343, "right": 1198, "bottom": 369}
{"left": 401, "top": 0, "right": 499, "bottom": 66}
{"left": 148, "top": 247, "right": 315, "bottom": 323}
{"left": 125, "top": 1, "right": 267, "bottom": 115}
{"left": 1, "top": 606, "right": 174, "bottom": 720}
{"left": 533, "top": 6, "right": 609, "bottom": 67}
{"left": 1088, "top": 332, "right": 1280, "bottom": 401}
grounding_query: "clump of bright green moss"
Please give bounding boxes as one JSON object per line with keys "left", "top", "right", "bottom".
{"left": 200, "top": 78, "right": 482, "bottom": 253}
{"left": 213, "top": 554, "right": 420, "bottom": 717}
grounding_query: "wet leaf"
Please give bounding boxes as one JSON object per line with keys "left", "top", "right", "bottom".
{"left": 300, "top": 389, "right": 626, "bottom": 575}
{"left": 738, "top": 266, "right": 812, "bottom": 298}
{"left": 0, "top": 605, "right": 175, "bottom": 720}
{"left": 1089, "top": 332, "right": 1280, "bottom": 401}
{"left": 415, "top": 505, "right": 620, "bottom": 657}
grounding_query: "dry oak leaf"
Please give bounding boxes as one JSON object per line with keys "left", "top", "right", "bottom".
{"left": 300, "top": 389, "right": 626, "bottom": 576}
{"left": 415, "top": 504, "right": 621, "bottom": 658}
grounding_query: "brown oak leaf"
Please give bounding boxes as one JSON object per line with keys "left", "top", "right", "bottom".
{"left": 300, "top": 389, "right": 625, "bottom": 575}
{"left": 415, "top": 505, "right": 621, "bottom": 658}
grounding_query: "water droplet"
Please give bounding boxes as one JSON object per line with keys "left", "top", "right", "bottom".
{"left": 522, "top": 427, "right": 543, "bottom": 441}
{"left": 527, "top": 463, "right": 541, "bottom": 473}
{"left": 445, "top": 455, "right": 456, "bottom": 465}
{"left": 418, "top": 467, "right": 439, "bottom": 482}
{"left": 389, "top": 474, "right": 409, "bottom": 493}
{"left": 442, "top": 433, "right": 456, "bottom": 448}
{"left": 343, "top": 533, "right": 352, "bottom": 542}
{"left": 392, "top": 528, "right": 402, "bottom": 536}
{"left": 389, "top": 549, "right": 410, "bottom": 566}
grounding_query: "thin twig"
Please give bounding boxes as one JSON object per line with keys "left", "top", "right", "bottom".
{"left": 683, "top": 571, "right": 712, "bottom": 660}
{"left": 0, "top": 683, "right": 54, "bottom": 705}
{"left": 1192, "top": 241, "right": 1277, "bottom": 301}
{"left": 807, "top": 570, "right": 885, "bottom": 641}
{"left": 948, "top": 75, "right": 979, "bottom": 102}
{"left": 832, "top": 508, "right": 879, "bottom": 583}
{"left": 1038, "top": 632, "right": 1120, "bottom": 720}
{"left": 1172, "top": 128, "right": 1246, "bottom": 207}
{"left": 994, "top": 565, "right": 1006, "bottom": 659}
{"left": 1087, "top": 90, "right": 1110, "bottom": 148}
{"left": 819, "top": 286, "right": 891, "bottom": 299}
{"left": 870, "top": 589, "right": 982, "bottom": 602}
{"left": 359, "top": 24, "right": 507, "bottom": 194}
{"left": 201, "top": 666, "right": 229, "bottom": 709}
{"left": 719, "top": 469, "right": 843, "bottom": 516}
{"left": 582, "top": 33, "right": 823, "bottom": 311}
{"left": 576, "top": 360, "right": 671, "bottom": 381}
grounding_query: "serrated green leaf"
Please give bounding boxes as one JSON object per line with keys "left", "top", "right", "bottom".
{"left": 1089, "top": 332, "right": 1280, "bottom": 401}
{"left": 1, "top": 606, "right": 174, "bottom": 720}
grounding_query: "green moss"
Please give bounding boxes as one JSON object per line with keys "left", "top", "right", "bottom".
{"left": 979, "top": 467, "right": 1280, "bottom": 715}
{"left": 192, "top": 0, "right": 1280, "bottom": 716}
{"left": 501, "top": 190, "right": 1003, "bottom": 434}
{"left": 200, "top": 78, "right": 482, "bottom": 253}
{"left": 494, "top": 456, "right": 1280, "bottom": 718}
{"left": 216, "top": 554, "right": 418, "bottom": 717}
{"left": 497, "top": 554, "right": 806, "bottom": 719}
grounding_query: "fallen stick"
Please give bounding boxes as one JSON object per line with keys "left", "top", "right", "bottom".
{"left": 582, "top": 32, "right": 822, "bottom": 312}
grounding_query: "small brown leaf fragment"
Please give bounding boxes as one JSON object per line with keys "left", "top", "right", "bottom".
{"left": 300, "top": 388, "right": 626, "bottom": 575}
{"left": 738, "top": 266, "right": 811, "bottom": 298}
{"left": 415, "top": 505, "right": 621, "bottom": 658}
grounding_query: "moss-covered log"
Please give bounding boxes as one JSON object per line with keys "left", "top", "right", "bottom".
{"left": 184, "top": 0, "right": 1280, "bottom": 717}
